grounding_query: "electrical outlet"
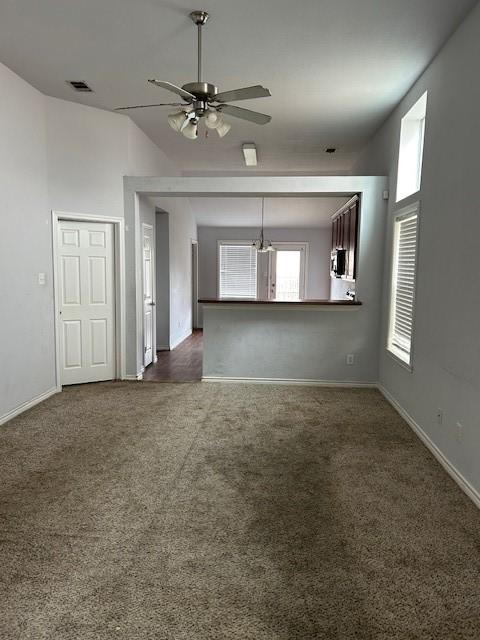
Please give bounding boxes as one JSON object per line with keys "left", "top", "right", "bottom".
{"left": 436, "top": 408, "right": 443, "bottom": 425}
{"left": 346, "top": 354, "right": 354, "bottom": 365}
{"left": 38, "top": 272, "right": 46, "bottom": 286}
{"left": 456, "top": 422, "right": 463, "bottom": 443}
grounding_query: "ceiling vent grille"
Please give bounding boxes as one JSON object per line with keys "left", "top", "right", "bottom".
{"left": 67, "top": 81, "right": 93, "bottom": 92}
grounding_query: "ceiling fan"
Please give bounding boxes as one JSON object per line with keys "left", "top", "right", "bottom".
{"left": 115, "top": 10, "right": 272, "bottom": 140}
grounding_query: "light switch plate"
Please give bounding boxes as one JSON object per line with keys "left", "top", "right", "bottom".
{"left": 38, "top": 272, "right": 46, "bottom": 285}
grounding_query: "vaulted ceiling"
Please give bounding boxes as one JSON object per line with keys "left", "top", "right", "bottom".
{"left": 0, "top": 0, "right": 476, "bottom": 173}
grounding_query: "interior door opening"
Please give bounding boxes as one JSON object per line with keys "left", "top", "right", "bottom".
{"left": 142, "top": 223, "right": 155, "bottom": 368}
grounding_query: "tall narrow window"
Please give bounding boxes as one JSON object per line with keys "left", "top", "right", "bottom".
{"left": 218, "top": 242, "right": 257, "bottom": 299}
{"left": 396, "top": 92, "right": 427, "bottom": 202}
{"left": 388, "top": 203, "right": 419, "bottom": 368}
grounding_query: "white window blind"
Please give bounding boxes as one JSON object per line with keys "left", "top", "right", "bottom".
{"left": 388, "top": 206, "right": 419, "bottom": 366}
{"left": 218, "top": 243, "right": 257, "bottom": 299}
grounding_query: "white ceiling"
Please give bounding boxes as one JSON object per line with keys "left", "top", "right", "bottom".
{"left": 0, "top": 0, "right": 476, "bottom": 173}
{"left": 160, "top": 197, "right": 352, "bottom": 228}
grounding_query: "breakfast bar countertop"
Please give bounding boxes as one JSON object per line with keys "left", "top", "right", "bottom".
{"left": 199, "top": 298, "right": 361, "bottom": 306}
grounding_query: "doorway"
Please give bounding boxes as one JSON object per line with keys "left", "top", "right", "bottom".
{"left": 268, "top": 243, "right": 307, "bottom": 300}
{"left": 191, "top": 240, "right": 199, "bottom": 330}
{"left": 142, "top": 223, "right": 155, "bottom": 368}
{"left": 55, "top": 218, "right": 117, "bottom": 385}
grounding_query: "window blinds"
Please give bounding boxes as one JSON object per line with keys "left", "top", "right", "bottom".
{"left": 219, "top": 243, "right": 257, "bottom": 299}
{"left": 389, "top": 209, "right": 419, "bottom": 364}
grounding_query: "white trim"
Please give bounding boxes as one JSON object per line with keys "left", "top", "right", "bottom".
{"left": 170, "top": 329, "right": 192, "bottom": 350}
{"left": 124, "top": 372, "right": 144, "bottom": 381}
{"left": 52, "top": 211, "right": 126, "bottom": 384}
{"left": 378, "top": 384, "right": 480, "bottom": 510}
{"left": 141, "top": 222, "right": 156, "bottom": 368}
{"left": 202, "top": 376, "right": 377, "bottom": 387}
{"left": 0, "top": 386, "right": 60, "bottom": 426}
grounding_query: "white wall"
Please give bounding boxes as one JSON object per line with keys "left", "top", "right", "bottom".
{"left": 155, "top": 198, "right": 197, "bottom": 349}
{"left": 355, "top": 3, "right": 480, "bottom": 498}
{"left": 155, "top": 211, "right": 170, "bottom": 349}
{"left": 0, "top": 60, "right": 193, "bottom": 419}
{"left": 0, "top": 63, "right": 54, "bottom": 420}
{"left": 197, "top": 226, "right": 331, "bottom": 325}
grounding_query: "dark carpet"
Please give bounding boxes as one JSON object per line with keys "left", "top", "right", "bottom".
{"left": 0, "top": 382, "right": 479, "bottom": 639}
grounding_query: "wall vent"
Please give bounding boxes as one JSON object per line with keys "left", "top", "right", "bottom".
{"left": 67, "top": 81, "right": 93, "bottom": 92}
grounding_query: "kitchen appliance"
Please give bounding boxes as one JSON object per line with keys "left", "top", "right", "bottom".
{"left": 331, "top": 248, "right": 346, "bottom": 278}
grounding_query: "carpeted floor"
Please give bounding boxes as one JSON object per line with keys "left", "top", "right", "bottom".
{"left": 0, "top": 382, "right": 479, "bottom": 639}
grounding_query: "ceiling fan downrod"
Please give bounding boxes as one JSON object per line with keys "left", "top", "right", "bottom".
{"left": 189, "top": 10, "right": 209, "bottom": 83}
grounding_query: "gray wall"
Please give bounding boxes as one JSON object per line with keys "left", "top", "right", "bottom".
{"left": 155, "top": 211, "right": 170, "bottom": 349}
{"left": 0, "top": 60, "right": 190, "bottom": 420}
{"left": 0, "top": 62, "right": 54, "bottom": 419}
{"left": 197, "top": 226, "right": 331, "bottom": 326}
{"left": 354, "top": 3, "right": 480, "bottom": 496}
{"left": 153, "top": 197, "right": 197, "bottom": 349}
{"left": 202, "top": 178, "right": 387, "bottom": 382}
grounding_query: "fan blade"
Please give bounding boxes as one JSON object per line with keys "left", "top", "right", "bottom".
{"left": 115, "top": 103, "right": 184, "bottom": 111}
{"left": 219, "top": 104, "right": 271, "bottom": 125}
{"left": 148, "top": 79, "right": 196, "bottom": 100}
{"left": 214, "top": 85, "right": 271, "bottom": 103}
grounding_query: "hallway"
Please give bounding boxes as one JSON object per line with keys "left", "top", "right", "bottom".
{"left": 143, "top": 330, "right": 203, "bottom": 382}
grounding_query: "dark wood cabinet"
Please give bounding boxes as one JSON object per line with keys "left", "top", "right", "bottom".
{"left": 330, "top": 195, "right": 359, "bottom": 281}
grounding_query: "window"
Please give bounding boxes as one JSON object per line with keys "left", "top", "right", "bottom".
{"left": 218, "top": 242, "right": 257, "bottom": 299}
{"left": 387, "top": 203, "right": 419, "bottom": 368}
{"left": 396, "top": 92, "right": 427, "bottom": 202}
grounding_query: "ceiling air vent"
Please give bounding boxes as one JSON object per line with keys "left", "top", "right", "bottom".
{"left": 67, "top": 80, "right": 93, "bottom": 92}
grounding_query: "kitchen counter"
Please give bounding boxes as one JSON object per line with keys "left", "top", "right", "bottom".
{"left": 199, "top": 298, "right": 361, "bottom": 306}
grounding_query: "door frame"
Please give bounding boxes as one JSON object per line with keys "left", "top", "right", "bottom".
{"left": 267, "top": 241, "right": 309, "bottom": 300}
{"left": 52, "top": 211, "right": 126, "bottom": 388}
{"left": 141, "top": 222, "right": 156, "bottom": 366}
{"left": 191, "top": 239, "right": 198, "bottom": 330}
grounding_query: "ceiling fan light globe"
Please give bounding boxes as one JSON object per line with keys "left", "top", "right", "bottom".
{"left": 205, "top": 109, "right": 221, "bottom": 129}
{"left": 181, "top": 120, "right": 198, "bottom": 139}
{"left": 168, "top": 111, "right": 188, "bottom": 132}
{"left": 216, "top": 119, "right": 232, "bottom": 138}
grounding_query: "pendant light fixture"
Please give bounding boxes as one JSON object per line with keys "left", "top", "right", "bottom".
{"left": 253, "top": 198, "right": 275, "bottom": 253}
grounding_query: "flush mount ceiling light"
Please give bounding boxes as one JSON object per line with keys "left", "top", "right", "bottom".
{"left": 115, "top": 10, "right": 272, "bottom": 140}
{"left": 242, "top": 143, "right": 257, "bottom": 166}
{"left": 253, "top": 198, "right": 275, "bottom": 253}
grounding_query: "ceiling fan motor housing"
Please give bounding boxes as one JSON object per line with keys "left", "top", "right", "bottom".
{"left": 182, "top": 82, "right": 218, "bottom": 101}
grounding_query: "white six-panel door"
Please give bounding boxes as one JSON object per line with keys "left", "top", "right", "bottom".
{"left": 57, "top": 220, "right": 115, "bottom": 385}
{"left": 142, "top": 224, "right": 154, "bottom": 368}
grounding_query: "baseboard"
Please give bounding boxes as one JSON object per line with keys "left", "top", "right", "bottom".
{"left": 202, "top": 376, "right": 378, "bottom": 387}
{"left": 170, "top": 330, "right": 192, "bottom": 351}
{"left": 157, "top": 344, "right": 170, "bottom": 351}
{"left": 378, "top": 384, "right": 480, "bottom": 510}
{"left": 0, "top": 386, "right": 61, "bottom": 426}
{"left": 123, "top": 372, "right": 143, "bottom": 381}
